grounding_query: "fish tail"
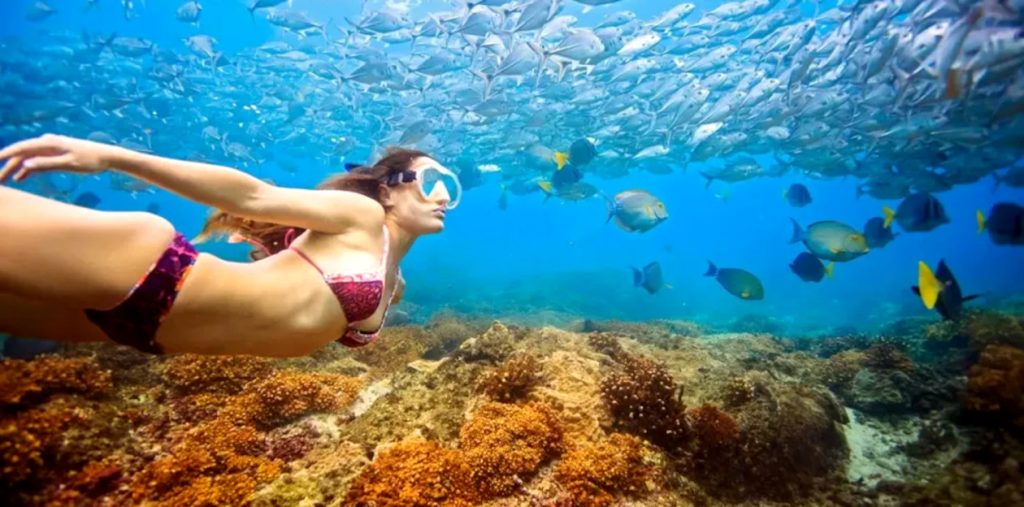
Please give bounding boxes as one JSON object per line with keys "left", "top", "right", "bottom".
{"left": 632, "top": 267, "right": 643, "bottom": 287}
{"left": 700, "top": 171, "right": 714, "bottom": 189}
{"left": 538, "top": 180, "right": 553, "bottom": 195}
{"left": 976, "top": 210, "right": 986, "bottom": 234}
{"left": 554, "top": 151, "right": 568, "bottom": 170}
{"left": 825, "top": 262, "right": 834, "bottom": 279}
{"left": 703, "top": 260, "right": 717, "bottom": 277}
{"left": 882, "top": 206, "right": 896, "bottom": 229}
{"left": 788, "top": 218, "right": 803, "bottom": 244}
{"left": 917, "top": 261, "right": 943, "bottom": 310}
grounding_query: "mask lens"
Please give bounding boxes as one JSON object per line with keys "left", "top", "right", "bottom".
{"left": 420, "top": 167, "right": 461, "bottom": 209}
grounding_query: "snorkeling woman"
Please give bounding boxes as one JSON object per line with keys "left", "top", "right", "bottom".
{"left": 0, "top": 134, "right": 461, "bottom": 357}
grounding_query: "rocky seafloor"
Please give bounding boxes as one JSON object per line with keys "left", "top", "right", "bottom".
{"left": 2, "top": 309, "right": 1023, "bottom": 506}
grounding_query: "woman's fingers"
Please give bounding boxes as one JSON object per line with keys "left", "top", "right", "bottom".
{"left": 13, "top": 154, "right": 76, "bottom": 181}
{"left": 0, "top": 134, "right": 65, "bottom": 162}
{"left": 0, "top": 156, "right": 24, "bottom": 182}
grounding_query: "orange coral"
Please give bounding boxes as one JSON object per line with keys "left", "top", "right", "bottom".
{"left": 0, "top": 356, "right": 112, "bottom": 407}
{"left": 220, "top": 370, "right": 361, "bottom": 429}
{"left": 459, "top": 401, "right": 564, "bottom": 498}
{"left": 345, "top": 440, "right": 477, "bottom": 507}
{"left": 477, "top": 353, "right": 543, "bottom": 402}
{"left": 965, "top": 344, "right": 1024, "bottom": 427}
{"left": 131, "top": 417, "right": 280, "bottom": 505}
{"left": 554, "top": 433, "right": 653, "bottom": 507}
{"left": 162, "top": 355, "right": 272, "bottom": 395}
{"left": 0, "top": 404, "right": 84, "bottom": 486}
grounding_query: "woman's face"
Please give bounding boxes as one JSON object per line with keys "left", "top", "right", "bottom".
{"left": 384, "top": 156, "right": 452, "bottom": 235}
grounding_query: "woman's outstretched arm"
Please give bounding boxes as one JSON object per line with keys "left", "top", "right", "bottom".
{"left": 0, "top": 134, "right": 382, "bottom": 233}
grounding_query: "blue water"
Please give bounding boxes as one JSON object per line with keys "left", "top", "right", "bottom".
{"left": 3, "top": 0, "right": 1024, "bottom": 336}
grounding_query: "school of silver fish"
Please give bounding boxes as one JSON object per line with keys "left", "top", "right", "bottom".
{"left": 1, "top": 0, "right": 1024, "bottom": 203}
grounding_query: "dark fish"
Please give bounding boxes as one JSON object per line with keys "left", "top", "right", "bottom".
{"left": 704, "top": 261, "right": 764, "bottom": 300}
{"left": 784, "top": 183, "right": 812, "bottom": 207}
{"left": 883, "top": 192, "right": 950, "bottom": 232}
{"left": 632, "top": 261, "right": 668, "bottom": 294}
{"left": 913, "top": 260, "right": 978, "bottom": 321}
{"left": 977, "top": 203, "right": 1024, "bottom": 246}
{"left": 789, "top": 252, "right": 833, "bottom": 283}
{"left": 568, "top": 137, "right": 597, "bottom": 167}
{"left": 72, "top": 191, "right": 102, "bottom": 209}
{"left": 550, "top": 163, "right": 583, "bottom": 189}
{"left": 863, "top": 217, "right": 897, "bottom": 248}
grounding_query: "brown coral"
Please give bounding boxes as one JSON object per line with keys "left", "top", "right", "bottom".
{"left": 686, "top": 404, "right": 740, "bottom": 452}
{"left": 345, "top": 439, "right": 477, "bottom": 507}
{"left": 220, "top": 370, "right": 361, "bottom": 429}
{"left": 478, "top": 352, "right": 543, "bottom": 402}
{"left": 0, "top": 356, "right": 112, "bottom": 407}
{"left": 0, "top": 404, "right": 85, "bottom": 486}
{"left": 161, "top": 355, "right": 272, "bottom": 395}
{"left": 863, "top": 342, "right": 913, "bottom": 371}
{"left": 599, "top": 354, "right": 688, "bottom": 452}
{"left": 586, "top": 332, "right": 626, "bottom": 360}
{"left": 130, "top": 417, "right": 280, "bottom": 505}
{"left": 460, "top": 401, "right": 564, "bottom": 498}
{"left": 964, "top": 344, "right": 1024, "bottom": 428}
{"left": 554, "top": 433, "right": 654, "bottom": 507}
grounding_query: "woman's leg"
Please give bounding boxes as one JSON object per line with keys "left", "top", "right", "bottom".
{"left": 0, "top": 185, "right": 177, "bottom": 310}
{"left": 0, "top": 292, "right": 110, "bottom": 343}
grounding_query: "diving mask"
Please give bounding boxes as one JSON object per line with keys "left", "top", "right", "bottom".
{"left": 386, "top": 163, "right": 462, "bottom": 210}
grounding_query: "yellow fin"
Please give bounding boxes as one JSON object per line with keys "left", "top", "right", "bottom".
{"left": 918, "top": 261, "right": 943, "bottom": 310}
{"left": 883, "top": 206, "right": 895, "bottom": 229}
{"left": 830, "top": 246, "right": 841, "bottom": 253}
{"left": 741, "top": 290, "right": 750, "bottom": 299}
{"left": 538, "top": 180, "right": 553, "bottom": 194}
{"left": 825, "top": 262, "right": 834, "bottom": 279}
{"left": 664, "top": 284, "right": 674, "bottom": 290}
{"left": 976, "top": 210, "right": 986, "bottom": 234}
{"left": 554, "top": 151, "right": 568, "bottom": 170}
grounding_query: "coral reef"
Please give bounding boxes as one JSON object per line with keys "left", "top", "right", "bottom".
{"left": 220, "top": 370, "right": 361, "bottom": 429}
{"left": 964, "top": 344, "right": 1024, "bottom": 428}
{"left": 162, "top": 354, "right": 272, "bottom": 395}
{"left": 580, "top": 319, "right": 703, "bottom": 349}
{"left": 7, "top": 309, "right": 1024, "bottom": 506}
{"left": 0, "top": 356, "right": 112, "bottom": 407}
{"left": 586, "top": 332, "right": 627, "bottom": 360}
{"left": 863, "top": 341, "right": 914, "bottom": 371}
{"left": 477, "top": 352, "right": 543, "bottom": 402}
{"left": 460, "top": 401, "right": 564, "bottom": 498}
{"left": 345, "top": 439, "right": 477, "bottom": 507}
{"left": 599, "top": 353, "right": 688, "bottom": 453}
{"left": 554, "top": 433, "right": 658, "bottom": 506}
{"left": 130, "top": 417, "right": 281, "bottom": 505}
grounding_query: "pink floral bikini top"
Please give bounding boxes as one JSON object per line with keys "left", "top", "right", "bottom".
{"left": 289, "top": 226, "right": 397, "bottom": 347}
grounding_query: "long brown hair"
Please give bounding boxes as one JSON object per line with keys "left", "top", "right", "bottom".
{"left": 195, "top": 147, "right": 430, "bottom": 261}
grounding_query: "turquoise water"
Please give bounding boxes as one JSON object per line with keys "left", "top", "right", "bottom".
{"left": 2, "top": 0, "right": 1023, "bottom": 336}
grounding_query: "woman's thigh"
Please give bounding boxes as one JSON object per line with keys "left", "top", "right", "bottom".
{"left": 0, "top": 185, "right": 177, "bottom": 309}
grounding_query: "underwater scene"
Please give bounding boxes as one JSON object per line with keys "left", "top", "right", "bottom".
{"left": 3, "top": 0, "right": 1024, "bottom": 504}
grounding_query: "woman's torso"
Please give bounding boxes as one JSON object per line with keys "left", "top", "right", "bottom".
{"left": 155, "top": 226, "right": 398, "bottom": 356}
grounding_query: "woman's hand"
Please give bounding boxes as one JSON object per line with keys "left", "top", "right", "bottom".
{"left": 0, "top": 134, "right": 119, "bottom": 183}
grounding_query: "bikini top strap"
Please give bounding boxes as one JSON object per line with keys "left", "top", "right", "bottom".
{"left": 290, "top": 246, "right": 325, "bottom": 277}
{"left": 378, "top": 226, "right": 390, "bottom": 273}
